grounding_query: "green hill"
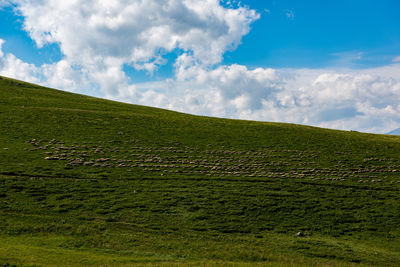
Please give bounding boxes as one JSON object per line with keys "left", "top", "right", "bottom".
{"left": 0, "top": 76, "right": 399, "bottom": 266}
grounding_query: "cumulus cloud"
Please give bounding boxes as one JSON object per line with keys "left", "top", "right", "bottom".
{"left": 109, "top": 64, "right": 400, "bottom": 134}
{"left": 392, "top": 56, "right": 400, "bottom": 63}
{"left": 0, "top": 38, "right": 93, "bottom": 93}
{"left": 176, "top": 62, "right": 282, "bottom": 110}
{"left": 0, "top": 39, "right": 3, "bottom": 58}
{"left": 2, "top": 35, "right": 400, "bottom": 133}
{"left": 13, "top": 0, "right": 258, "bottom": 74}
{"left": 284, "top": 68, "right": 400, "bottom": 133}
{"left": 0, "top": 38, "right": 41, "bottom": 83}
{"left": 132, "top": 63, "right": 283, "bottom": 117}
{"left": 4, "top": 0, "right": 258, "bottom": 100}
{"left": 0, "top": 0, "right": 10, "bottom": 7}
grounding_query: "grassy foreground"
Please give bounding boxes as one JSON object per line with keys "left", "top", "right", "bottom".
{"left": 0, "top": 76, "right": 399, "bottom": 266}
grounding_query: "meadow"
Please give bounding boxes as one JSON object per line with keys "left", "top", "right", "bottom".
{"left": 0, "top": 76, "right": 399, "bottom": 266}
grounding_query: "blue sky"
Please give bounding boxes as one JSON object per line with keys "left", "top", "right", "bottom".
{"left": 0, "top": 0, "right": 400, "bottom": 133}
{"left": 227, "top": 0, "right": 400, "bottom": 68}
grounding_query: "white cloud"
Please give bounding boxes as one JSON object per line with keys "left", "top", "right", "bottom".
{"left": 109, "top": 64, "right": 400, "bottom": 134}
{"left": 0, "top": 39, "right": 41, "bottom": 83}
{"left": 5, "top": 0, "right": 258, "bottom": 99}
{"left": 40, "top": 60, "right": 94, "bottom": 94}
{"left": 285, "top": 9, "right": 294, "bottom": 20}
{"left": 12, "top": 0, "right": 258, "bottom": 73}
{"left": 2, "top": 36, "right": 400, "bottom": 133}
{"left": 0, "top": 0, "right": 10, "bottom": 7}
{"left": 0, "top": 39, "right": 94, "bottom": 94}
{"left": 0, "top": 39, "right": 4, "bottom": 58}
{"left": 392, "top": 56, "right": 400, "bottom": 62}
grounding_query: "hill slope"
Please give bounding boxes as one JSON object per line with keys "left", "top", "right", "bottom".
{"left": 0, "top": 76, "right": 400, "bottom": 266}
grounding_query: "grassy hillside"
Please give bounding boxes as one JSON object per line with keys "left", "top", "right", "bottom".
{"left": 0, "top": 75, "right": 400, "bottom": 266}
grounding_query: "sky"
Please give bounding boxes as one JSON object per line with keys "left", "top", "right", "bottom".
{"left": 0, "top": 0, "right": 399, "bottom": 134}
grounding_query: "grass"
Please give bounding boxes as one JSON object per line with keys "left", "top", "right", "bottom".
{"left": 0, "top": 75, "right": 400, "bottom": 266}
